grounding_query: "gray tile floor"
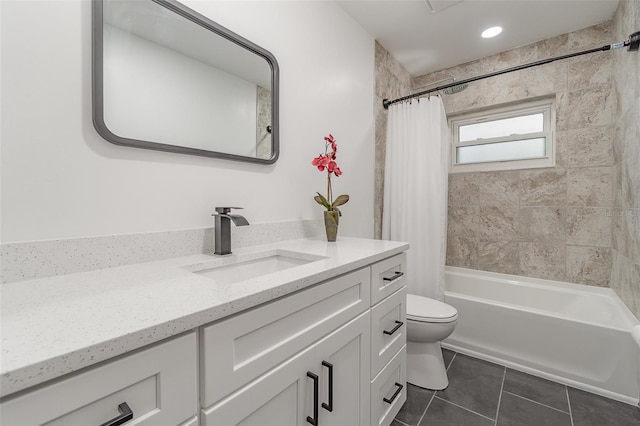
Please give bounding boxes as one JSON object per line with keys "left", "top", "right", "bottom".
{"left": 393, "top": 349, "right": 640, "bottom": 426}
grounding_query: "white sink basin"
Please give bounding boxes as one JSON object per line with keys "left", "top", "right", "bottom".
{"left": 186, "top": 250, "right": 326, "bottom": 285}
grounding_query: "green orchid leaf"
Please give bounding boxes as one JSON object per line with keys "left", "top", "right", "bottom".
{"left": 314, "top": 193, "right": 331, "bottom": 209}
{"left": 313, "top": 195, "right": 328, "bottom": 208}
{"left": 315, "top": 192, "right": 328, "bottom": 202}
{"left": 331, "top": 194, "right": 350, "bottom": 208}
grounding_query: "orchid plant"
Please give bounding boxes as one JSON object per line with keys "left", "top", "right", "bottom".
{"left": 311, "top": 134, "right": 349, "bottom": 214}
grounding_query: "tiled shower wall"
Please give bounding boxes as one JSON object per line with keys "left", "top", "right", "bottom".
{"left": 413, "top": 22, "right": 617, "bottom": 286}
{"left": 611, "top": 0, "right": 640, "bottom": 318}
{"left": 374, "top": 41, "right": 413, "bottom": 239}
{"left": 373, "top": 18, "right": 638, "bottom": 317}
{"left": 373, "top": 23, "right": 624, "bottom": 286}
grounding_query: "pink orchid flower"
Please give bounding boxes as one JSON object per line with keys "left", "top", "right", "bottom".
{"left": 311, "top": 134, "right": 349, "bottom": 213}
{"left": 311, "top": 154, "right": 330, "bottom": 171}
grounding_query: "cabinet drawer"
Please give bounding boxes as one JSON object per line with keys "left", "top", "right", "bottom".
{"left": 0, "top": 332, "right": 198, "bottom": 426}
{"left": 370, "top": 253, "right": 406, "bottom": 306}
{"left": 371, "top": 286, "right": 406, "bottom": 378}
{"left": 201, "top": 267, "right": 371, "bottom": 407}
{"left": 371, "top": 345, "right": 407, "bottom": 426}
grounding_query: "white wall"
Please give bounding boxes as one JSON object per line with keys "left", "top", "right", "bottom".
{"left": 0, "top": 0, "right": 375, "bottom": 243}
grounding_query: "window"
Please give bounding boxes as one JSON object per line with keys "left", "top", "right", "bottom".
{"left": 449, "top": 98, "right": 555, "bottom": 173}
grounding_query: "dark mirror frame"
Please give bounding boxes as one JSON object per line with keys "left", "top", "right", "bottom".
{"left": 92, "top": 0, "right": 280, "bottom": 164}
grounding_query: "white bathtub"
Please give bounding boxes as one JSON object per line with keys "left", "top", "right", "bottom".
{"left": 443, "top": 266, "right": 640, "bottom": 405}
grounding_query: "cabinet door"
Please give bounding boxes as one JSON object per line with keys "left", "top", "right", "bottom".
{"left": 314, "top": 312, "right": 371, "bottom": 426}
{"left": 202, "top": 344, "right": 315, "bottom": 426}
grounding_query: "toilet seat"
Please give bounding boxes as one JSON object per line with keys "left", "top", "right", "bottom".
{"left": 407, "top": 294, "right": 458, "bottom": 323}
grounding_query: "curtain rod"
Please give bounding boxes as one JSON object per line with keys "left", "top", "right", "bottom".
{"left": 383, "top": 31, "right": 640, "bottom": 110}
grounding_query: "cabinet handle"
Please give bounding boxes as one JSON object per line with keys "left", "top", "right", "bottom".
{"left": 383, "top": 383, "right": 404, "bottom": 404}
{"left": 306, "top": 372, "right": 319, "bottom": 425}
{"left": 383, "top": 320, "right": 404, "bottom": 336}
{"left": 321, "top": 361, "right": 333, "bottom": 412}
{"left": 383, "top": 271, "right": 404, "bottom": 282}
{"left": 99, "top": 402, "right": 133, "bottom": 426}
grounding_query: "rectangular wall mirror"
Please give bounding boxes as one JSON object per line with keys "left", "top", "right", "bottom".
{"left": 93, "top": 0, "right": 279, "bottom": 163}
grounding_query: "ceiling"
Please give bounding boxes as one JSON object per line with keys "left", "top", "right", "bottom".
{"left": 337, "top": 0, "right": 620, "bottom": 77}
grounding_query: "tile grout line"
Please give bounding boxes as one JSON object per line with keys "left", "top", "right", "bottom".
{"left": 416, "top": 350, "right": 455, "bottom": 425}
{"left": 566, "top": 386, "right": 575, "bottom": 426}
{"left": 495, "top": 367, "right": 506, "bottom": 426}
{"left": 502, "top": 390, "right": 571, "bottom": 415}
{"left": 416, "top": 390, "right": 437, "bottom": 426}
{"left": 434, "top": 396, "right": 496, "bottom": 422}
{"left": 446, "top": 352, "right": 457, "bottom": 371}
{"left": 398, "top": 351, "right": 455, "bottom": 426}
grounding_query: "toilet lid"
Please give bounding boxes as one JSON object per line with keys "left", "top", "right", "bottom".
{"left": 406, "top": 294, "right": 458, "bottom": 323}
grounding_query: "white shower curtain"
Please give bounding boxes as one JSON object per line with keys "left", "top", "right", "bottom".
{"left": 382, "top": 97, "right": 449, "bottom": 301}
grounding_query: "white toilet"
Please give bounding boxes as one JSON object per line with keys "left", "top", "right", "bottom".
{"left": 406, "top": 294, "right": 458, "bottom": 390}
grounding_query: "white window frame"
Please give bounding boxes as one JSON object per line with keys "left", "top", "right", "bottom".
{"left": 448, "top": 98, "right": 556, "bottom": 173}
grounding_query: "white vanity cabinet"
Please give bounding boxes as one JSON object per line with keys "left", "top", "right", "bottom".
{"left": 202, "top": 312, "right": 371, "bottom": 426}
{"left": 0, "top": 332, "right": 199, "bottom": 426}
{"left": 200, "top": 267, "right": 372, "bottom": 425}
{"left": 200, "top": 268, "right": 372, "bottom": 408}
{"left": 202, "top": 253, "right": 408, "bottom": 426}
{"left": 0, "top": 248, "right": 408, "bottom": 426}
{"left": 370, "top": 253, "right": 408, "bottom": 426}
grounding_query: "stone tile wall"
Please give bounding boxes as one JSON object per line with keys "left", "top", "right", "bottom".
{"left": 374, "top": 41, "right": 413, "bottom": 238}
{"left": 610, "top": 0, "right": 640, "bottom": 318}
{"left": 414, "top": 22, "right": 617, "bottom": 286}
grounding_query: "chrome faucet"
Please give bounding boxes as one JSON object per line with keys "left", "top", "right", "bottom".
{"left": 213, "top": 207, "right": 249, "bottom": 255}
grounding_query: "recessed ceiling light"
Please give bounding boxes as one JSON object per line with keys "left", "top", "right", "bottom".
{"left": 481, "top": 26, "right": 503, "bottom": 38}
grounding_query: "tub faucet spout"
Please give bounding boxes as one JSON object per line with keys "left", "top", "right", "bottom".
{"left": 213, "top": 207, "right": 249, "bottom": 255}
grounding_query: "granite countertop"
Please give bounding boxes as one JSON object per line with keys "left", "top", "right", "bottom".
{"left": 0, "top": 236, "right": 408, "bottom": 397}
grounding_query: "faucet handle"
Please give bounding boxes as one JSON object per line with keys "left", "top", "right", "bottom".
{"left": 214, "top": 207, "right": 243, "bottom": 214}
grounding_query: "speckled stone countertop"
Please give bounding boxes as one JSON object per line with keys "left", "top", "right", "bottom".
{"left": 0, "top": 236, "right": 408, "bottom": 397}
